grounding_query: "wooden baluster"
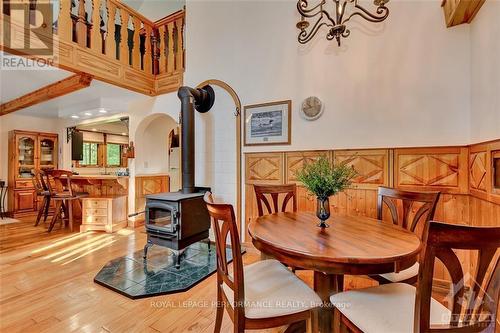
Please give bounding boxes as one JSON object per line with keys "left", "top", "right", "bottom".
{"left": 144, "top": 24, "right": 152, "bottom": 74}
{"left": 175, "top": 16, "right": 184, "bottom": 72}
{"left": 120, "top": 10, "right": 129, "bottom": 65}
{"left": 158, "top": 25, "right": 166, "bottom": 74}
{"left": 75, "top": 0, "right": 87, "bottom": 47}
{"left": 105, "top": 2, "right": 116, "bottom": 59}
{"left": 166, "top": 21, "right": 175, "bottom": 74}
{"left": 58, "top": 0, "right": 72, "bottom": 40}
{"left": 90, "top": 0, "right": 102, "bottom": 53}
{"left": 132, "top": 17, "right": 141, "bottom": 70}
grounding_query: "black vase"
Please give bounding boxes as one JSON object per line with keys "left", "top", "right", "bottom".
{"left": 316, "top": 196, "right": 331, "bottom": 228}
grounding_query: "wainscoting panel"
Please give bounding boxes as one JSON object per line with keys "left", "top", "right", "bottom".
{"left": 334, "top": 149, "right": 392, "bottom": 190}
{"left": 285, "top": 151, "right": 330, "bottom": 184}
{"left": 393, "top": 147, "right": 469, "bottom": 194}
{"left": 245, "top": 153, "right": 284, "bottom": 185}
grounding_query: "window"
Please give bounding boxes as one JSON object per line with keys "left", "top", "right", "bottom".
{"left": 106, "top": 143, "right": 122, "bottom": 167}
{"left": 81, "top": 142, "right": 98, "bottom": 166}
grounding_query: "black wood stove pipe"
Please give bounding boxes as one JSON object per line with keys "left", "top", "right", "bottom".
{"left": 177, "top": 85, "right": 215, "bottom": 194}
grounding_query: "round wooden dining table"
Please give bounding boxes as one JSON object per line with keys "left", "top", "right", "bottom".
{"left": 248, "top": 211, "right": 422, "bottom": 333}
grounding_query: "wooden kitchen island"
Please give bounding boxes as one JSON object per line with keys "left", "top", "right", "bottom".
{"left": 71, "top": 175, "right": 129, "bottom": 197}
{"left": 69, "top": 175, "right": 129, "bottom": 233}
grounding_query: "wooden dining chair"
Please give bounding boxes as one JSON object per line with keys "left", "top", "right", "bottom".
{"left": 32, "top": 169, "right": 51, "bottom": 226}
{"left": 47, "top": 170, "right": 86, "bottom": 232}
{"left": 204, "top": 192, "right": 321, "bottom": 333}
{"left": 254, "top": 184, "right": 301, "bottom": 269}
{"left": 254, "top": 184, "right": 297, "bottom": 216}
{"left": 331, "top": 221, "right": 500, "bottom": 333}
{"left": 370, "top": 186, "right": 440, "bottom": 285}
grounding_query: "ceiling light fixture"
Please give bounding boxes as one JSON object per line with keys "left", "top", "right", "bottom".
{"left": 71, "top": 115, "right": 79, "bottom": 119}
{"left": 84, "top": 112, "right": 92, "bottom": 116}
{"left": 98, "top": 108, "right": 107, "bottom": 114}
{"left": 296, "top": 0, "right": 390, "bottom": 46}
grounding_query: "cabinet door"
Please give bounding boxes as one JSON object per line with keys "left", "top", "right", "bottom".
{"left": 15, "top": 134, "right": 38, "bottom": 179}
{"left": 15, "top": 190, "right": 37, "bottom": 213}
{"left": 38, "top": 135, "right": 58, "bottom": 171}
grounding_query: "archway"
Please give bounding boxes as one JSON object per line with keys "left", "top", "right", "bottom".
{"left": 134, "top": 113, "right": 180, "bottom": 190}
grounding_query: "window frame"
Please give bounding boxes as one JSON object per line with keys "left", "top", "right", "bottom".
{"left": 105, "top": 143, "right": 126, "bottom": 168}
{"left": 74, "top": 132, "right": 128, "bottom": 168}
{"left": 78, "top": 141, "right": 100, "bottom": 167}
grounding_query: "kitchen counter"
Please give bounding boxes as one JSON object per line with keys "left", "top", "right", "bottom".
{"left": 72, "top": 175, "right": 129, "bottom": 180}
{"left": 70, "top": 175, "right": 129, "bottom": 197}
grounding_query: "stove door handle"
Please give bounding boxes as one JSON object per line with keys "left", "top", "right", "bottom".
{"left": 172, "top": 209, "right": 180, "bottom": 232}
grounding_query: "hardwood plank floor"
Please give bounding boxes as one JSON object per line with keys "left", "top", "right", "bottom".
{"left": 0, "top": 218, "right": 289, "bottom": 333}
{"left": 2, "top": 218, "right": 481, "bottom": 332}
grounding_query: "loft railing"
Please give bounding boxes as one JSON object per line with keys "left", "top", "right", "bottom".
{"left": 1, "top": 0, "right": 185, "bottom": 94}
{"left": 155, "top": 10, "right": 185, "bottom": 76}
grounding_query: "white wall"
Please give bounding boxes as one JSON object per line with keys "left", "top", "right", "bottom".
{"left": 135, "top": 114, "right": 176, "bottom": 175}
{"left": 470, "top": 0, "right": 500, "bottom": 142}
{"left": 185, "top": 0, "right": 472, "bottom": 152}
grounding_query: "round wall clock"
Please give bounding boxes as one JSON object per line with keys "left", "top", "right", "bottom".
{"left": 300, "top": 96, "right": 324, "bottom": 121}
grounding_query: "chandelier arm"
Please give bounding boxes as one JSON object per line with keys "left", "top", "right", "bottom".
{"left": 298, "top": 19, "right": 330, "bottom": 44}
{"left": 344, "top": 5, "right": 389, "bottom": 23}
{"left": 337, "top": 0, "right": 348, "bottom": 24}
{"left": 297, "top": 0, "right": 327, "bottom": 17}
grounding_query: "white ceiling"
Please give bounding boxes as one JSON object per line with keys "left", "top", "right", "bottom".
{"left": 122, "top": 0, "right": 185, "bottom": 21}
{"left": 0, "top": 54, "right": 144, "bottom": 119}
{"left": 77, "top": 118, "right": 129, "bottom": 135}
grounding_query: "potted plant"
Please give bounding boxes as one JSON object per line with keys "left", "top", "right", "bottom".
{"left": 296, "top": 156, "right": 356, "bottom": 228}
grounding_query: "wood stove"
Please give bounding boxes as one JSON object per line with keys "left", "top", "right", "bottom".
{"left": 143, "top": 190, "right": 211, "bottom": 267}
{"left": 143, "top": 85, "right": 215, "bottom": 268}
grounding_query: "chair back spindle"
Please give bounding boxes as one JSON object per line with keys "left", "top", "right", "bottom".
{"left": 254, "top": 184, "right": 297, "bottom": 217}
{"left": 415, "top": 221, "right": 500, "bottom": 332}
{"left": 31, "top": 169, "right": 48, "bottom": 195}
{"left": 377, "top": 186, "right": 440, "bottom": 239}
{"left": 48, "top": 170, "right": 74, "bottom": 197}
{"left": 204, "top": 192, "right": 245, "bottom": 320}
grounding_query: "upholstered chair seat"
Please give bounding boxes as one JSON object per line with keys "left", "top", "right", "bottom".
{"left": 378, "top": 262, "right": 420, "bottom": 283}
{"left": 330, "top": 283, "right": 451, "bottom": 333}
{"left": 222, "top": 259, "right": 322, "bottom": 319}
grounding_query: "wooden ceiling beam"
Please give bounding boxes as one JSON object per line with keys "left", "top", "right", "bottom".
{"left": 0, "top": 73, "right": 93, "bottom": 116}
{"left": 442, "top": 0, "right": 486, "bottom": 27}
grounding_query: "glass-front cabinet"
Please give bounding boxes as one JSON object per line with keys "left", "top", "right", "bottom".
{"left": 16, "top": 134, "right": 37, "bottom": 179}
{"left": 8, "top": 130, "right": 58, "bottom": 217}
{"left": 39, "top": 136, "right": 57, "bottom": 170}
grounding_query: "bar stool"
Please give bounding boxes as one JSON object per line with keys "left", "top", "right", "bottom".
{"left": 31, "top": 170, "right": 52, "bottom": 226}
{"left": 47, "top": 170, "right": 87, "bottom": 232}
{"left": 0, "top": 180, "right": 7, "bottom": 219}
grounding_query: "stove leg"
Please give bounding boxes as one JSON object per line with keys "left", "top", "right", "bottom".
{"left": 143, "top": 240, "right": 153, "bottom": 260}
{"left": 207, "top": 238, "right": 211, "bottom": 253}
{"left": 175, "top": 251, "right": 181, "bottom": 269}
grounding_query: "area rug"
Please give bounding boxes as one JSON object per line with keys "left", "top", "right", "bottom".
{"left": 0, "top": 218, "right": 20, "bottom": 225}
{"left": 94, "top": 241, "right": 244, "bottom": 299}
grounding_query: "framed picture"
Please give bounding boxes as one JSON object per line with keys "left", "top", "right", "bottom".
{"left": 244, "top": 100, "right": 291, "bottom": 146}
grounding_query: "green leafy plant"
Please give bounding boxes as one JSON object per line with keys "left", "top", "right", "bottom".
{"left": 295, "top": 156, "right": 357, "bottom": 199}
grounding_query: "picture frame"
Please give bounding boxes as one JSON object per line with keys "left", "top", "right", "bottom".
{"left": 244, "top": 100, "right": 291, "bottom": 146}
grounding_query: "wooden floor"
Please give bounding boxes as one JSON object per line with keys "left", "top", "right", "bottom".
{"left": 0, "top": 218, "right": 293, "bottom": 333}
{"left": 2, "top": 218, "right": 475, "bottom": 333}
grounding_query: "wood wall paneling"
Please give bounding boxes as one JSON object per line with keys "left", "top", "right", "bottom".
{"left": 285, "top": 150, "right": 330, "bottom": 184}
{"left": 394, "top": 147, "right": 468, "bottom": 194}
{"left": 334, "top": 149, "right": 392, "bottom": 190}
{"left": 470, "top": 141, "right": 500, "bottom": 205}
{"left": 245, "top": 153, "right": 284, "bottom": 185}
{"left": 244, "top": 140, "right": 500, "bottom": 287}
{"left": 134, "top": 175, "right": 170, "bottom": 215}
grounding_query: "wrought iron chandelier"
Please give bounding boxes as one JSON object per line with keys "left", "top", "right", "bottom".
{"left": 296, "top": 0, "right": 390, "bottom": 46}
